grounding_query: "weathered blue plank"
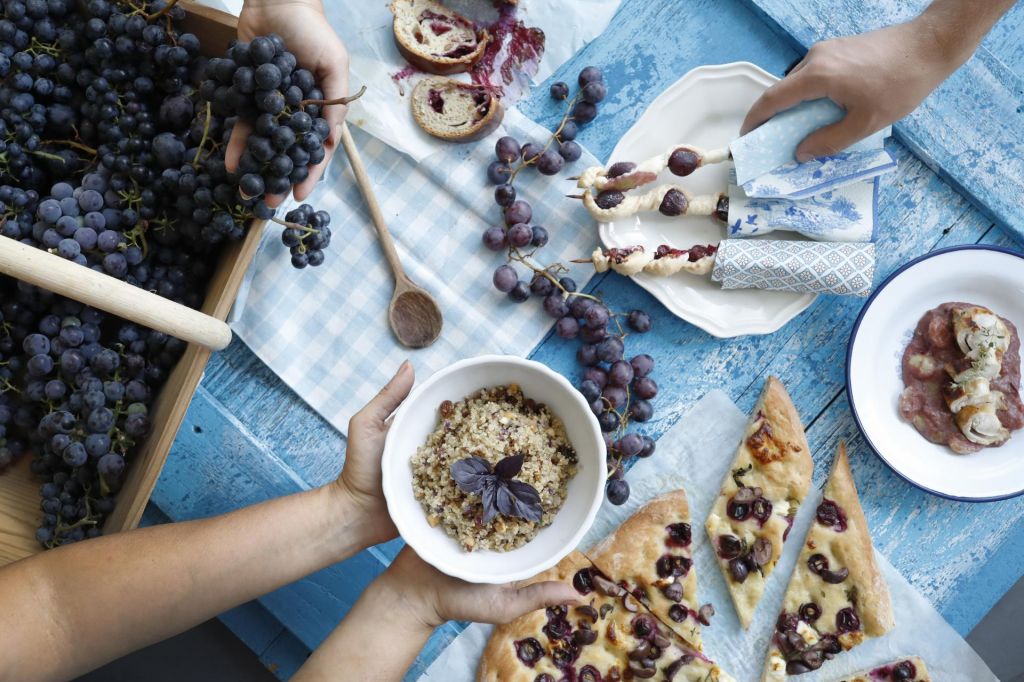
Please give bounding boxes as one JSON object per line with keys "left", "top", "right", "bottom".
{"left": 739, "top": 0, "right": 1024, "bottom": 241}
{"left": 258, "top": 629, "right": 310, "bottom": 681}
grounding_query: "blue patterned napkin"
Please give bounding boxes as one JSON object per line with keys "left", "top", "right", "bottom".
{"left": 711, "top": 239, "right": 876, "bottom": 297}
{"left": 731, "top": 98, "right": 895, "bottom": 199}
{"left": 229, "top": 110, "right": 598, "bottom": 436}
{"left": 727, "top": 177, "right": 878, "bottom": 242}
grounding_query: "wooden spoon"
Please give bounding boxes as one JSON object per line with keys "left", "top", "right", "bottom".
{"left": 338, "top": 122, "right": 443, "bottom": 349}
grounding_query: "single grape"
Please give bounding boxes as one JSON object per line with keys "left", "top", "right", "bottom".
{"left": 494, "top": 184, "right": 516, "bottom": 207}
{"left": 530, "top": 274, "right": 554, "bottom": 297}
{"left": 579, "top": 324, "right": 607, "bottom": 344}
{"left": 630, "top": 353, "right": 655, "bottom": 378}
{"left": 521, "top": 142, "right": 542, "bottom": 162}
{"left": 606, "top": 478, "right": 630, "bottom": 505}
{"left": 590, "top": 399, "right": 606, "bottom": 417}
{"left": 609, "top": 360, "right": 634, "bottom": 387}
{"left": 486, "top": 160, "right": 511, "bottom": 185}
{"left": 579, "top": 379, "right": 601, "bottom": 403}
{"left": 598, "top": 411, "right": 619, "bottom": 433}
{"left": 576, "top": 344, "right": 599, "bottom": 366}
{"left": 507, "top": 223, "right": 533, "bottom": 248}
{"left": 583, "top": 303, "right": 610, "bottom": 328}
{"left": 572, "top": 101, "right": 598, "bottom": 124}
{"left": 543, "top": 293, "right": 569, "bottom": 318}
{"left": 627, "top": 310, "right": 652, "bottom": 333}
{"left": 558, "top": 141, "right": 582, "bottom": 162}
{"left": 634, "top": 377, "right": 658, "bottom": 400}
{"left": 596, "top": 336, "right": 624, "bottom": 363}
{"left": 582, "top": 81, "right": 607, "bottom": 103}
{"left": 492, "top": 264, "right": 518, "bottom": 293}
{"left": 639, "top": 435, "right": 656, "bottom": 458}
{"left": 508, "top": 281, "right": 530, "bottom": 303}
{"left": 549, "top": 81, "right": 569, "bottom": 100}
{"left": 536, "top": 150, "right": 564, "bottom": 176}
{"left": 482, "top": 226, "right": 507, "bottom": 251}
{"left": 560, "top": 277, "right": 577, "bottom": 293}
{"left": 504, "top": 200, "right": 532, "bottom": 226}
{"left": 617, "top": 432, "right": 644, "bottom": 457}
{"left": 668, "top": 148, "right": 701, "bottom": 176}
{"left": 555, "top": 316, "right": 579, "bottom": 339}
{"left": 602, "top": 385, "right": 627, "bottom": 409}
{"left": 559, "top": 120, "right": 579, "bottom": 141}
{"left": 495, "top": 136, "right": 521, "bottom": 163}
{"left": 570, "top": 297, "right": 594, "bottom": 318}
{"left": 583, "top": 366, "right": 608, "bottom": 388}
{"left": 578, "top": 66, "right": 603, "bottom": 86}
{"left": 630, "top": 399, "right": 653, "bottom": 422}
{"left": 530, "top": 225, "right": 549, "bottom": 247}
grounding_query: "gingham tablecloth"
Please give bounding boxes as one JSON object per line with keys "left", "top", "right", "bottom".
{"left": 230, "top": 109, "right": 599, "bottom": 435}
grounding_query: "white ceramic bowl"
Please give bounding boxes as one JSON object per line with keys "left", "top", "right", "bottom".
{"left": 381, "top": 355, "right": 605, "bottom": 583}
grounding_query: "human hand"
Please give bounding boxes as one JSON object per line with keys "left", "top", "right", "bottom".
{"left": 333, "top": 361, "right": 415, "bottom": 547}
{"left": 226, "top": 0, "right": 350, "bottom": 207}
{"left": 381, "top": 547, "right": 580, "bottom": 629}
{"left": 740, "top": 19, "right": 962, "bottom": 161}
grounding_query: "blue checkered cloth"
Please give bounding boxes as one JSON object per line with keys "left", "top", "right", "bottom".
{"left": 230, "top": 109, "right": 599, "bottom": 435}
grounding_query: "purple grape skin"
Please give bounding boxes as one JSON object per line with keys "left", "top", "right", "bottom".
{"left": 598, "top": 411, "right": 619, "bottom": 433}
{"left": 530, "top": 274, "right": 554, "bottom": 297}
{"left": 579, "top": 324, "right": 607, "bottom": 344}
{"left": 578, "top": 66, "right": 603, "bottom": 86}
{"left": 577, "top": 344, "right": 599, "bottom": 366}
{"left": 493, "top": 264, "right": 518, "bottom": 293}
{"left": 634, "top": 377, "right": 658, "bottom": 400}
{"left": 536, "top": 150, "right": 564, "bottom": 176}
{"left": 591, "top": 398, "right": 606, "bottom": 417}
{"left": 596, "top": 337, "right": 624, "bottom": 363}
{"left": 531, "top": 225, "right": 549, "bottom": 247}
{"left": 494, "top": 184, "right": 516, "bottom": 207}
{"left": 582, "top": 81, "right": 607, "bottom": 103}
{"left": 602, "top": 385, "right": 627, "bottom": 409}
{"left": 482, "top": 226, "right": 507, "bottom": 251}
{"left": 583, "top": 367, "right": 608, "bottom": 388}
{"left": 504, "top": 200, "right": 532, "bottom": 226}
{"left": 544, "top": 294, "right": 569, "bottom": 318}
{"left": 507, "top": 223, "right": 533, "bottom": 247}
{"left": 579, "top": 379, "right": 601, "bottom": 403}
{"left": 559, "top": 120, "right": 579, "bottom": 141}
{"left": 495, "top": 136, "right": 521, "bottom": 162}
{"left": 550, "top": 81, "right": 569, "bottom": 100}
{"left": 521, "top": 143, "right": 542, "bottom": 162}
{"left": 583, "top": 304, "right": 609, "bottom": 328}
{"left": 570, "top": 297, "right": 594, "bottom": 318}
{"left": 639, "top": 436, "right": 656, "bottom": 458}
{"left": 572, "top": 101, "right": 598, "bottom": 124}
{"left": 608, "top": 360, "right": 634, "bottom": 387}
{"left": 560, "top": 277, "right": 577, "bottom": 292}
{"left": 627, "top": 310, "right": 652, "bottom": 333}
{"left": 630, "top": 354, "right": 655, "bottom": 378}
{"left": 607, "top": 478, "right": 630, "bottom": 505}
{"left": 558, "top": 141, "right": 582, "bottom": 162}
{"left": 508, "top": 281, "right": 530, "bottom": 303}
{"left": 630, "top": 399, "right": 654, "bottom": 422}
{"left": 617, "top": 432, "right": 643, "bottom": 457}
{"left": 556, "top": 317, "right": 579, "bottom": 339}
{"left": 487, "top": 160, "right": 511, "bottom": 184}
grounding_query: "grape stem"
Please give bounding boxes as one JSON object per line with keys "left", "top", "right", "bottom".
{"left": 270, "top": 216, "right": 319, "bottom": 236}
{"left": 45, "top": 139, "right": 98, "bottom": 155}
{"left": 300, "top": 85, "right": 367, "bottom": 108}
{"left": 146, "top": 0, "right": 180, "bottom": 22}
{"left": 192, "top": 101, "right": 213, "bottom": 168}
{"left": 507, "top": 92, "right": 581, "bottom": 186}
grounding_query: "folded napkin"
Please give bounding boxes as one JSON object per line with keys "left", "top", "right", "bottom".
{"left": 230, "top": 109, "right": 599, "bottom": 436}
{"left": 711, "top": 239, "right": 876, "bottom": 297}
{"left": 731, "top": 98, "right": 895, "bottom": 199}
{"left": 727, "top": 177, "right": 878, "bottom": 242}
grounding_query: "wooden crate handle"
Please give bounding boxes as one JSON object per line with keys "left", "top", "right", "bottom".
{"left": 0, "top": 235, "right": 232, "bottom": 351}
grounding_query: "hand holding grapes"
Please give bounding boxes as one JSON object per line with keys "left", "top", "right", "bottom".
{"left": 226, "top": 0, "right": 350, "bottom": 206}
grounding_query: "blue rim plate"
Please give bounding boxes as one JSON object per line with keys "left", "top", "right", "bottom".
{"left": 846, "top": 244, "right": 1024, "bottom": 502}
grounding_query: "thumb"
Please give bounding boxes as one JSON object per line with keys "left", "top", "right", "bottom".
{"left": 224, "top": 118, "right": 253, "bottom": 173}
{"left": 349, "top": 360, "right": 415, "bottom": 433}
{"left": 795, "top": 110, "right": 873, "bottom": 162}
{"left": 489, "top": 581, "right": 580, "bottom": 625}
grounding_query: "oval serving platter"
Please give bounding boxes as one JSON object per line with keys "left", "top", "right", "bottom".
{"left": 598, "top": 61, "right": 815, "bottom": 338}
{"left": 847, "top": 245, "right": 1024, "bottom": 501}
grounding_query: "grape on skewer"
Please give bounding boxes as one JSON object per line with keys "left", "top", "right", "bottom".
{"left": 574, "top": 144, "right": 731, "bottom": 192}
{"left": 569, "top": 184, "right": 729, "bottom": 223}
{"left": 573, "top": 244, "right": 719, "bottom": 277}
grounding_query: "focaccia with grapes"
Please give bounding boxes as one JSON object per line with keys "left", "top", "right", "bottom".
{"left": 827, "top": 656, "right": 929, "bottom": 682}
{"left": 705, "top": 376, "right": 812, "bottom": 628}
{"left": 478, "top": 551, "right": 734, "bottom": 681}
{"left": 762, "top": 443, "right": 894, "bottom": 680}
{"left": 587, "top": 490, "right": 708, "bottom": 650}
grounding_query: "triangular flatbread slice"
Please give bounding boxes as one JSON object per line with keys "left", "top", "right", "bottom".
{"left": 478, "top": 550, "right": 734, "bottom": 682}
{"left": 587, "top": 490, "right": 708, "bottom": 649}
{"left": 827, "top": 656, "right": 929, "bottom": 681}
{"left": 762, "top": 443, "right": 895, "bottom": 680}
{"left": 705, "top": 376, "right": 812, "bottom": 627}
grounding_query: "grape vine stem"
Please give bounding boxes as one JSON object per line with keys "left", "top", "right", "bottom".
{"left": 300, "top": 85, "right": 367, "bottom": 108}
{"left": 146, "top": 0, "right": 180, "bottom": 22}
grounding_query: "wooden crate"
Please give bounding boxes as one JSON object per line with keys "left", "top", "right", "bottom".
{"left": 0, "top": 3, "right": 265, "bottom": 566}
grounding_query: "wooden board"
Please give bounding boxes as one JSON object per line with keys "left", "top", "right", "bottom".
{"left": 0, "top": 3, "right": 264, "bottom": 566}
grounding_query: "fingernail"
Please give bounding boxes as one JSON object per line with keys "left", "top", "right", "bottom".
{"left": 796, "top": 151, "right": 814, "bottom": 163}
{"left": 398, "top": 359, "right": 411, "bottom": 374}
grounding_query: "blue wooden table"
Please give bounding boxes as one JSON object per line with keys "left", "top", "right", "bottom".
{"left": 143, "top": 0, "right": 1024, "bottom": 677}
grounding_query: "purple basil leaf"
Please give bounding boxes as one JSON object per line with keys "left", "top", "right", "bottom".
{"left": 451, "top": 456, "right": 493, "bottom": 494}
{"left": 495, "top": 482, "right": 518, "bottom": 516}
{"left": 481, "top": 479, "right": 499, "bottom": 524}
{"left": 505, "top": 480, "right": 543, "bottom": 522}
{"left": 494, "top": 454, "right": 525, "bottom": 480}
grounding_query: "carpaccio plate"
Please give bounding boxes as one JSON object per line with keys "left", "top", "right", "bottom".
{"left": 847, "top": 246, "right": 1024, "bottom": 500}
{"left": 598, "top": 62, "right": 815, "bottom": 337}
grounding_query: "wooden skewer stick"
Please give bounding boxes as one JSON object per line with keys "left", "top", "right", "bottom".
{"left": 0, "top": 234, "right": 232, "bottom": 351}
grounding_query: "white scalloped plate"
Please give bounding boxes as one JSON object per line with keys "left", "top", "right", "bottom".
{"left": 847, "top": 246, "right": 1024, "bottom": 501}
{"left": 598, "top": 62, "right": 815, "bottom": 337}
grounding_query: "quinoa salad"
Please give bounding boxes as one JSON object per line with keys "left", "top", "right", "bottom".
{"left": 410, "top": 384, "right": 578, "bottom": 552}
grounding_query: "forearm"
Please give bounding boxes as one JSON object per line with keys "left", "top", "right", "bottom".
{"left": 917, "top": 0, "right": 1016, "bottom": 66}
{"left": 0, "top": 485, "right": 375, "bottom": 681}
{"left": 294, "top": 565, "right": 435, "bottom": 682}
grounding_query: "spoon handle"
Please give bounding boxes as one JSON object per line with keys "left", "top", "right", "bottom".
{"left": 338, "top": 121, "right": 407, "bottom": 281}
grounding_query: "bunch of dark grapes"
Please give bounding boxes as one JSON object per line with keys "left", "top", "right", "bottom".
{"left": 481, "top": 66, "right": 656, "bottom": 506}
{"left": 0, "top": 0, "right": 351, "bottom": 547}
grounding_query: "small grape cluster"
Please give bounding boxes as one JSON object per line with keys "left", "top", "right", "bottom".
{"left": 280, "top": 203, "right": 331, "bottom": 269}
{"left": 481, "top": 66, "right": 657, "bottom": 506}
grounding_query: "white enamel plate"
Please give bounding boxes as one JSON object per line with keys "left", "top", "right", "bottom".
{"left": 847, "top": 246, "right": 1024, "bottom": 501}
{"left": 598, "top": 62, "right": 815, "bottom": 337}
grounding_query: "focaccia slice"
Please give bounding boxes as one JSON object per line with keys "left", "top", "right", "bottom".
{"left": 762, "top": 443, "right": 894, "bottom": 680}
{"left": 478, "top": 551, "right": 734, "bottom": 682}
{"left": 587, "top": 490, "right": 708, "bottom": 649}
{"left": 705, "top": 376, "right": 812, "bottom": 627}
{"left": 827, "top": 656, "right": 929, "bottom": 681}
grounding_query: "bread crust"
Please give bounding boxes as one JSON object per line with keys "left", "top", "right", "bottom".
{"left": 390, "top": 0, "right": 489, "bottom": 75}
{"left": 705, "top": 376, "right": 813, "bottom": 628}
{"left": 586, "top": 490, "right": 704, "bottom": 648}
{"left": 410, "top": 76, "right": 504, "bottom": 142}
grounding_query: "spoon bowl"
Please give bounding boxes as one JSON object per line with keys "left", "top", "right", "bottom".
{"left": 389, "top": 282, "right": 443, "bottom": 349}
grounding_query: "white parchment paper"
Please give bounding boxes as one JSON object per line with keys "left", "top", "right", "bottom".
{"left": 420, "top": 390, "right": 997, "bottom": 681}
